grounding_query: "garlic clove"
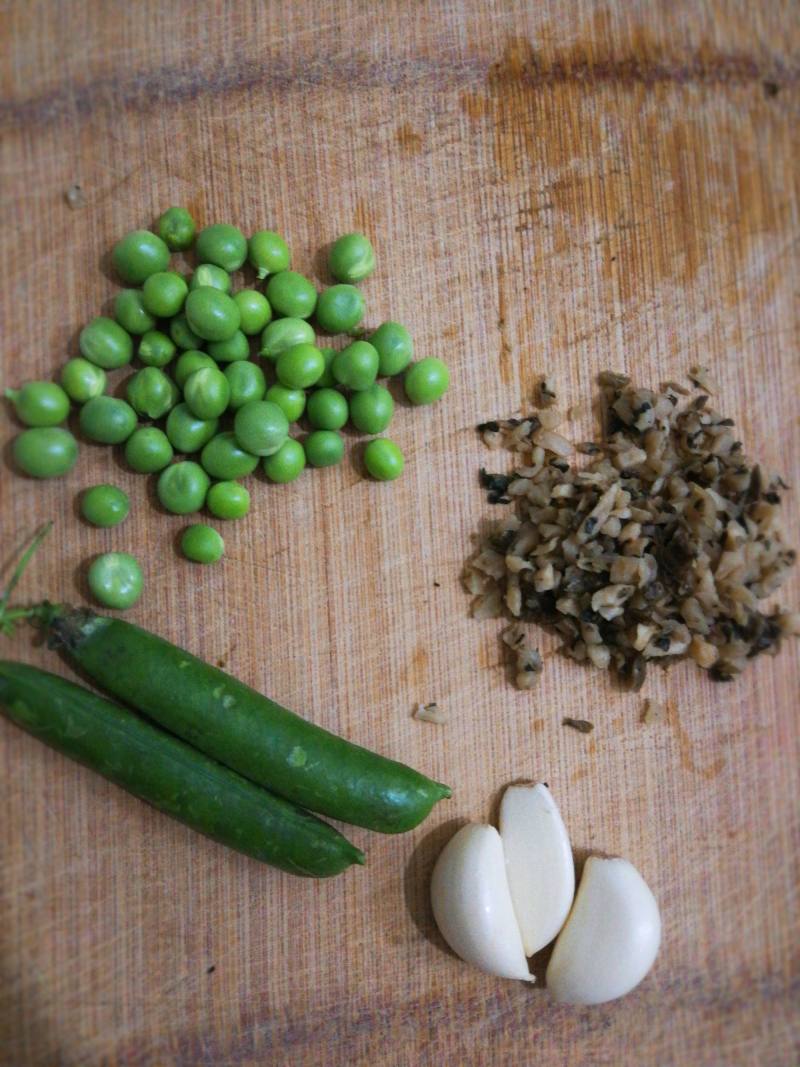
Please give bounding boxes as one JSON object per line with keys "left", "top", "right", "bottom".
{"left": 546, "top": 855, "right": 661, "bottom": 1004}
{"left": 431, "top": 823, "right": 534, "bottom": 981}
{"left": 499, "top": 783, "right": 575, "bottom": 956}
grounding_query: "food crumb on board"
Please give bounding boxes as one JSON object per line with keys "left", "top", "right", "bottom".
{"left": 537, "top": 375, "right": 557, "bottom": 408}
{"left": 64, "top": 183, "right": 86, "bottom": 209}
{"left": 414, "top": 702, "right": 447, "bottom": 725}
{"left": 640, "top": 699, "right": 666, "bottom": 724}
{"left": 688, "top": 365, "right": 716, "bottom": 393}
{"left": 563, "top": 718, "right": 594, "bottom": 734}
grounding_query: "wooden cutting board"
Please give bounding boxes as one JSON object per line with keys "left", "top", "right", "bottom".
{"left": 1, "top": 2, "right": 798, "bottom": 1064}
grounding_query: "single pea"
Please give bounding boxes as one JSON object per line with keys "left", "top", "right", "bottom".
{"left": 189, "top": 263, "right": 232, "bottom": 293}
{"left": 332, "top": 340, "right": 379, "bottom": 391}
{"left": 265, "top": 271, "right": 317, "bottom": 320}
{"left": 233, "top": 400, "right": 289, "bottom": 457}
{"left": 195, "top": 224, "right": 247, "bottom": 271}
{"left": 264, "top": 383, "right": 305, "bottom": 422}
{"left": 328, "top": 232, "right": 375, "bottom": 283}
{"left": 364, "top": 438, "right": 405, "bottom": 481}
{"left": 181, "top": 524, "right": 224, "bottom": 564}
{"left": 137, "top": 329, "right": 176, "bottom": 368}
{"left": 370, "top": 321, "right": 413, "bottom": 376}
{"left": 156, "top": 206, "right": 196, "bottom": 251}
{"left": 207, "top": 330, "right": 250, "bottom": 363}
{"left": 165, "top": 403, "right": 219, "bottom": 454}
{"left": 315, "top": 285, "right": 365, "bottom": 334}
{"left": 306, "top": 388, "right": 348, "bottom": 431}
{"left": 259, "top": 317, "right": 315, "bottom": 360}
{"left": 124, "top": 426, "right": 173, "bottom": 472}
{"left": 234, "top": 289, "right": 272, "bottom": 335}
{"left": 349, "top": 384, "right": 394, "bottom": 434}
{"left": 79, "top": 317, "right": 133, "bottom": 369}
{"left": 60, "top": 358, "right": 106, "bottom": 403}
{"left": 170, "top": 313, "right": 203, "bottom": 351}
{"left": 275, "top": 343, "right": 325, "bottom": 390}
{"left": 200, "top": 432, "right": 259, "bottom": 479}
{"left": 142, "top": 271, "right": 188, "bottom": 318}
{"left": 248, "top": 230, "right": 290, "bottom": 278}
{"left": 13, "top": 427, "right": 78, "bottom": 478}
{"left": 126, "top": 367, "right": 176, "bottom": 420}
{"left": 183, "top": 366, "right": 230, "bottom": 420}
{"left": 226, "top": 361, "right": 266, "bottom": 410}
{"left": 79, "top": 396, "right": 137, "bottom": 444}
{"left": 315, "top": 347, "right": 338, "bottom": 388}
{"left": 404, "top": 357, "right": 450, "bottom": 405}
{"left": 81, "top": 484, "right": 130, "bottom": 527}
{"left": 88, "top": 552, "right": 143, "bottom": 610}
{"left": 262, "top": 438, "right": 306, "bottom": 483}
{"left": 5, "top": 382, "right": 70, "bottom": 427}
{"left": 185, "top": 287, "right": 241, "bottom": 342}
{"left": 114, "top": 289, "right": 156, "bottom": 335}
{"left": 206, "top": 480, "right": 250, "bottom": 520}
{"left": 304, "top": 430, "right": 344, "bottom": 468}
{"left": 174, "top": 350, "right": 216, "bottom": 389}
{"left": 157, "top": 460, "right": 210, "bottom": 514}
{"left": 112, "top": 230, "right": 170, "bottom": 285}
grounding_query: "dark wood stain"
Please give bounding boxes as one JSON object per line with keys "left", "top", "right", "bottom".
{"left": 396, "top": 123, "right": 424, "bottom": 155}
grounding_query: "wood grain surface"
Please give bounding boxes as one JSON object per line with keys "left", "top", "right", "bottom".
{"left": 1, "top": 2, "right": 798, "bottom": 1064}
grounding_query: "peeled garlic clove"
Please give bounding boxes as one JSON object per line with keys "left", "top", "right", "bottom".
{"left": 499, "top": 782, "right": 575, "bottom": 956}
{"left": 431, "top": 823, "right": 533, "bottom": 981}
{"left": 546, "top": 856, "right": 661, "bottom": 1004}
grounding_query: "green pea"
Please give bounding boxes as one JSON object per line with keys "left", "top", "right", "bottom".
{"left": 142, "top": 271, "right": 188, "bottom": 318}
{"left": 181, "top": 524, "right": 225, "bottom": 564}
{"left": 200, "top": 432, "right": 259, "bottom": 480}
{"left": 170, "top": 313, "right": 203, "bottom": 351}
{"left": 306, "top": 388, "right": 348, "bottom": 431}
{"left": 114, "top": 289, "right": 157, "bottom": 335}
{"left": 328, "top": 232, "right": 375, "bottom": 283}
{"left": 275, "top": 343, "right": 325, "bottom": 390}
{"left": 363, "top": 438, "right": 404, "bottom": 481}
{"left": 206, "top": 481, "right": 250, "bottom": 520}
{"left": 264, "top": 383, "right": 306, "bottom": 422}
{"left": 315, "top": 285, "right": 365, "bottom": 334}
{"left": 262, "top": 438, "right": 306, "bottom": 483}
{"left": 259, "top": 318, "right": 315, "bottom": 360}
{"left": 185, "top": 287, "right": 241, "bottom": 342}
{"left": 79, "top": 396, "right": 137, "bottom": 444}
{"left": 226, "top": 361, "right": 266, "bottom": 410}
{"left": 233, "top": 400, "right": 289, "bottom": 457}
{"left": 165, "top": 403, "right": 219, "bottom": 454}
{"left": 174, "top": 350, "right": 216, "bottom": 389}
{"left": 404, "top": 358, "right": 450, "bottom": 405}
{"left": 156, "top": 206, "right": 196, "bottom": 251}
{"left": 60, "top": 358, "right": 106, "bottom": 403}
{"left": 349, "top": 384, "right": 394, "bottom": 434}
{"left": 189, "top": 263, "right": 232, "bottom": 293}
{"left": 315, "top": 347, "right": 337, "bottom": 388}
{"left": 157, "top": 461, "right": 210, "bottom": 515}
{"left": 248, "top": 230, "right": 290, "bottom": 278}
{"left": 137, "top": 330, "right": 176, "bottom": 368}
{"left": 332, "top": 341, "right": 379, "bottom": 391}
{"left": 370, "top": 321, "right": 413, "bottom": 376}
{"left": 265, "top": 271, "right": 317, "bottom": 320}
{"left": 304, "top": 430, "right": 344, "bottom": 468}
{"left": 207, "top": 330, "right": 250, "bottom": 363}
{"left": 88, "top": 552, "right": 143, "bottom": 610}
{"left": 195, "top": 224, "right": 247, "bottom": 271}
{"left": 124, "top": 427, "right": 174, "bottom": 473}
{"left": 79, "top": 317, "right": 133, "bottom": 369}
{"left": 183, "top": 367, "right": 230, "bottom": 420}
{"left": 13, "top": 427, "right": 78, "bottom": 478}
{"left": 112, "top": 230, "right": 170, "bottom": 284}
{"left": 80, "top": 484, "right": 130, "bottom": 527}
{"left": 126, "top": 367, "right": 177, "bottom": 420}
{"left": 234, "top": 289, "right": 272, "bottom": 335}
{"left": 5, "top": 382, "right": 70, "bottom": 427}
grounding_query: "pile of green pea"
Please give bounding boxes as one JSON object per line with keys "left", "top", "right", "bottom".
{"left": 5, "top": 209, "right": 449, "bottom": 605}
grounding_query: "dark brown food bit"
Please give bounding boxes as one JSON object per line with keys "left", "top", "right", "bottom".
{"left": 563, "top": 718, "right": 594, "bottom": 733}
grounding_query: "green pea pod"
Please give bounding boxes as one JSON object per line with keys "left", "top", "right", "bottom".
{"left": 46, "top": 609, "right": 451, "bottom": 833}
{"left": 0, "top": 660, "right": 363, "bottom": 878}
